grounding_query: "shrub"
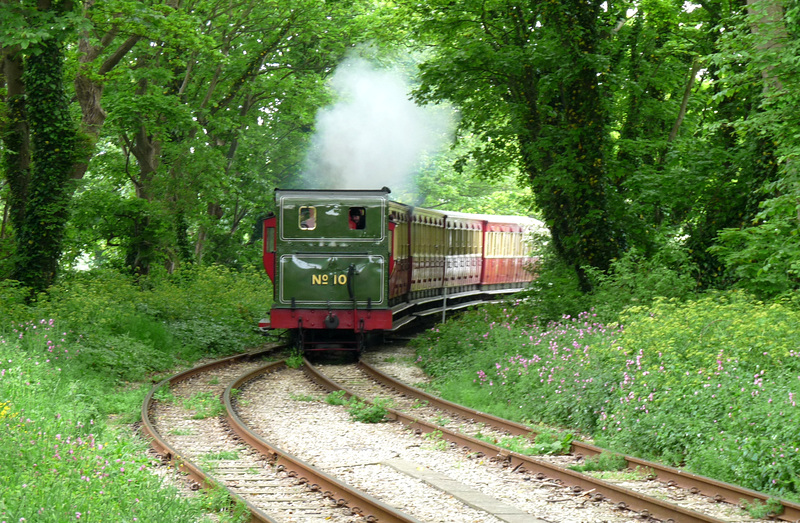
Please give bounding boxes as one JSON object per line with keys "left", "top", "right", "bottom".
{"left": 345, "top": 397, "right": 390, "bottom": 423}
{"left": 569, "top": 452, "right": 627, "bottom": 473}
{"left": 325, "top": 390, "right": 348, "bottom": 405}
{"left": 0, "top": 332, "right": 242, "bottom": 522}
{"left": 597, "top": 292, "right": 800, "bottom": 498}
{"left": 414, "top": 304, "right": 621, "bottom": 431}
{"left": 0, "top": 279, "right": 31, "bottom": 325}
{"left": 585, "top": 245, "right": 699, "bottom": 315}
{"left": 414, "top": 291, "right": 800, "bottom": 500}
{"left": 521, "top": 242, "right": 698, "bottom": 324}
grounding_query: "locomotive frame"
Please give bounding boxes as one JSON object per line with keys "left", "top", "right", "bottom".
{"left": 260, "top": 187, "right": 541, "bottom": 351}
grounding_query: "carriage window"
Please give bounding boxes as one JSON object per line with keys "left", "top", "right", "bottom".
{"left": 348, "top": 207, "right": 366, "bottom": 229}
{"left": 299, "top": 206, "right": 316, "bottom": 230}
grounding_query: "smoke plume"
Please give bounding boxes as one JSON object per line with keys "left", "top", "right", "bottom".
{"left": 302, "top": 57, "right": 453, "bottom": 191}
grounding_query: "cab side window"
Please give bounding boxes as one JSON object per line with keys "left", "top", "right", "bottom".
{"left": 299, "top": 206, "right": 316, "bottom": 230}
{"left": 348, "top": 207, "right": 366, "bottom": 230}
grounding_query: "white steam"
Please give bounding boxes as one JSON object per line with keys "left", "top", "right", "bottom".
{"left": 302, "top": 58, "right": 454, "bottom": 191}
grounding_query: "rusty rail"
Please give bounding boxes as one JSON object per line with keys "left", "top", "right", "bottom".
{"left": 140, "top": 347, "right": 284, "bottom": 522}
{"left": 356, "top": 359, "right": 800, "bottom": 522}
{"left": 305, "top": 360, "right": 740, "bottom": 523}
{"left": 223, "top": 362, "right": 422, "bottom": 523}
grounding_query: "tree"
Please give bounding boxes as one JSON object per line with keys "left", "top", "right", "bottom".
{"left": 709, "top": 0, "right": 800, "bottom": 295}
{"left": 0, "top": 0, "right": 81, "bottom": 292}
{"left": 401, "top": 0, "right": 633, "bottom": 290}
{"left": 2, "top": 0, "right": 384, "bottom": 281}
{"left": 0, "top": 0, "right": 143, "bottom": 290}
{"left": 87, "top": 0, "right": 379, "bottom": 273}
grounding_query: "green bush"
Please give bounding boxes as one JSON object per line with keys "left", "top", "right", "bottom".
{"left": 596, "top": 292, "right": 800, "bottom": 497}
{"left": 414, "top": 291, "right": 800, "bottom": 500}
{"left": 345, "top": 397, "right": 390, "bottom": 423}
{"left": 522, "top": 242, "right": 699, "bottom": 324}
{"left": 0, "top": 329, "right": 244, "bottom": 522}
{"left": 79, "top": 333, "right": 175, "bottom": 381}
{"left": 712, "top": 214, "right": 800, "bottom": 298}
{"left": 0, "top": 279, "right": 31, "bottom": 324}
{"left": 585, "top": 245, "right": 699, "bottom": 314}
{"left": 569, "top": 452, "right": 627, "bottom": 473}
{"left": 0, "top": 266, "right": 272, "bottom": 522}
{"left": 414, "top": 304, "right": 620, "bottom": 431}
{"left": 325, "top": 390, "right": 348, "bottom": 405}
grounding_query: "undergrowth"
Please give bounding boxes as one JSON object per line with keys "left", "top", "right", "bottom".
{"left": 0, "top": 265, "right": 270, "bottom": 522}
{"left": 413, "top": 291, "right": 800, "bottom": 502}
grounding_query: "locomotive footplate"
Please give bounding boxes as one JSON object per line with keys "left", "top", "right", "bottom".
{"left": 293, "top": 327, "right": 374, "bottom": 353}
{"left": 269, "top": 308, "right": 392, "bottom": 331}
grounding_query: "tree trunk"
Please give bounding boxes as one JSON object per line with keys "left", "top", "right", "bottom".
{"left": 1, "top": 46, "right": 30, "bottom": 235}
{"left": 746, "top": 0, "right": 786, "bottom": 93}
{"left": 12, "top": 37, "right": 78, "bottom": 292}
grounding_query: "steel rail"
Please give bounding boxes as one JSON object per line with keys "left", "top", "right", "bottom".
{"left": 305, "top": 360, "right": 735, "bottom": 523}
{"left": 223, "top": 362, "right": 422, "bottom": 523}
{"left": 357, "top": 359, "right": 800, "bottom": 522}
{"left": 140, "top": 347, "right": 284, "bottom": 523}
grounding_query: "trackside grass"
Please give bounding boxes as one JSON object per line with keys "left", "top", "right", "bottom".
{"left": 413, "top": 291, "right": 800, "bottom": 502}
{"left": 0, "top": 266, "right": 270, "bottom": 523}
{"left": 3, "top": 266, "right": 799, "bottom": 518}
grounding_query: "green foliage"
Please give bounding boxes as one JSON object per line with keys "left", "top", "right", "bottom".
{"left": 523, "top": 240, "right": 699, "bottom": 324}
{"left": 405, "top": 0, "right": 627, "bottom": 285}
{"left": 530, "top": 431, "right": 574, "bottom": 456}
{"left": 39, "top": 265, "right": 271, "bottom": 359}
{"left": 345, "top": 397, "right": 390, "bottom": 423}
{"left": 25, "top": 266, "right": 270, "bottom": 377}
{"left": 12, "top": 33, "right": 79, "bottom": 293}
{"left": 595, "top": 292, "right": 800, "bottom": 498}
{"left": 80, "top": 333, "right": 175, "bottom": 382}
{"left": 415, "top": 305, "right": 621, "bottom": 431}
{"left": 0, "top": 280, "right": 31, "bottom": 324}
{"left": 324, "top": 390, "right": 348, "bottom": 406}
{"left": 154, "top": 384, "right": 176, "bottom": 404}
{"left": 712, "top": 213, "right": 800, "bottom": 298}
{"left": 323, "top": 390, "right": 389, "bottom": 422}
{"left": 66, "top": 187, "right": 175, "bottom": 273}
{"left": 422, "top": 430, "right": 449, "bottom": 451}
{"left": 390, "top": 135, "right": 535, "bottom": 216}
{"left": 740, "top": 497, "right": 784, "bottom": 519}
{"left": 584, "top": 245, "right": 699, "bottom": 316}
{"left": 195, "top": 484, "right": 250, "bottom": 523}
{"left": 184, "top": 391, "right": 225, "bottom": 419}
{"left": 475, "top": 430, "right": 574, "bottom": 456}
{"left": 0, "top": 326, "right": 240, "bottom": 522}
{"left": 289, "top": 393, "right": 319, "bottom": 402}
{"left": 520, "top": 249, "right": 593, "bottom": 324}
{"left": 285, "top": 352, "right": 305, "bottom": 369}
{"left": 203, "top": 450, "right": 240, "bottom": 461}
{"left": 569, "top": 452, "right": 627, "bottom": 473}
{"left": 704, "top": 1, "right": 800, "bottom": 297}
{"left": 415, "top": 292, "right": 800, "bottom": 500}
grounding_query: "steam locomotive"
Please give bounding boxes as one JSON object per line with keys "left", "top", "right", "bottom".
{"left": 260, "top": 188, "right": 542, "bottom": 351}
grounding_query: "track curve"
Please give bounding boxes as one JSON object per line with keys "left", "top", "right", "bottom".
{"left": 141, "top": 346, "right": 417, "bottom": 522}
{"left": 305, "top": 355, "right": 798, "bottom": 523}
{"left": 355, "top": 359, "right": 800, "bottom": 522}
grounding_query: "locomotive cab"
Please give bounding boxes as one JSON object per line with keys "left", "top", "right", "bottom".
{"left": 262, "top": 188, "right": 393, "bottom": 351}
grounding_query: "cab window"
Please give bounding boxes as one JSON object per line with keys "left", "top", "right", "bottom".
{"left": 299, "top": 206, "right": 316, "bottom": 230}
{"left": 348, "top": 207, "right": 366, "bottom": 230}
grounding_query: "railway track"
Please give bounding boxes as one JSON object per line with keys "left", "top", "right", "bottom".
{"left": 356, "top": 345, "right": 800, "bottom": 523}
{"left": 142, "top": 344, "right": 798, "bottom": 522}
{"left": 141, "top": 347, "right": 416, "bottom": 522}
